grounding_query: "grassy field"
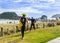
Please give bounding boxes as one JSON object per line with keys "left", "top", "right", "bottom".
{"left": 0, "top": 25, "right": 60, "bottom": 43}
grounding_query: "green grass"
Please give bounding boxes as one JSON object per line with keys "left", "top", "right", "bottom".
{"left": 22, "top": 26, "right": 60, "bottom": 43}
{"left": 0, "top": 26, "right": 60, "bottom": 43}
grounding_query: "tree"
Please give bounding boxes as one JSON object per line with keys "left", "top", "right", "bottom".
{"left": 40, "top": 15, "right": 47, "bottom": 22}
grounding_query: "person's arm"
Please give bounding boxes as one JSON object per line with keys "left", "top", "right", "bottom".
{"left": 26, "top": 18, "right": 28, "bottom": 24}
{"left": 20, "top": 18, "right": 22, "bottom": 22}
{"left": 34, "top": 19, "right": 36, "bottom": 23}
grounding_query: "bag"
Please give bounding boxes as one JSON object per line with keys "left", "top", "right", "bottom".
{"left": 18, "top": 21, "right": 23, "bottom": 30}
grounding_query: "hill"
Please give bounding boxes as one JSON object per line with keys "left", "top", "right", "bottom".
{"left": 0, "top": 12, "right": 21, "bottom": 20}
{"left": 52, "top": 14, "right": 60, "bottom": 18}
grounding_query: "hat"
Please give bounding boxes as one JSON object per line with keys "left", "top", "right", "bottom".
{"left": 22, "top": 13, "right": 26, "bottom": 16}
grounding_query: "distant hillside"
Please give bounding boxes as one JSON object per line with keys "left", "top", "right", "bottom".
{"left": 0, "top": 12, "right": 21, "bottom": 20}
{"left": 52, "top": 14, "right": 60, "bottom": 18}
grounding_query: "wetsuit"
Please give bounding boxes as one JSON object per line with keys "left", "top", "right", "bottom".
{"left": 20, "top": 17, "right": 26, "bottom": 39}
{"left": 30, "top": 18, "right": 35, "bottom": 30}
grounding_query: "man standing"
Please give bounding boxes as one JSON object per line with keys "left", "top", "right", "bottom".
{"left": 30, "top": 17, "right": 36, "bottom": 31}
{"left": 20, "top": 13, "right": 27, "bottom": 39}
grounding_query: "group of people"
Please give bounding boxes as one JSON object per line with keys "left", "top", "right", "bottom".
{"left": 19, "top": 13, "right": 36, "bottom": 39}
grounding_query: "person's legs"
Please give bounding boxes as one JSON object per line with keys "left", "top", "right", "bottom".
{"left": 33, "top": 24, "right": 35, "bottom": 30}
{"left": 30, "top": 24, "right": 32, "bottom": 31}
{"left": 22, "top": 30, "right": 24, "bottom": 39}
{"left": 21, "top": 26, "right": 25, "bottom": 39}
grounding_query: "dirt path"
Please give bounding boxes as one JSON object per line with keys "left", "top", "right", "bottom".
{"left": 47, "top": 37, "right": 60, "bottom": 43}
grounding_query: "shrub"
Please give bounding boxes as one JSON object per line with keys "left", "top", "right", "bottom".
{"left": 10, "top": 30, "right": 15, "bottom": 33}
{"left": 57, "top": 20, "right": 60, "bottom": 25}
{"left": 57, "top": 22, "right": 60, "bottom": 25}
{"left": 47, "top": 23, "right": 55, "bottom": 27}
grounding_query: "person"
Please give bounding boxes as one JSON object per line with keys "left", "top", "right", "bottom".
{"left": 30, "top": 17, "right": 36, "bottom": 31}
{"left": 20, "top": 13, "right": 27, "bottom": 39}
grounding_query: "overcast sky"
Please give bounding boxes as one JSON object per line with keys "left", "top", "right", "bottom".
{"left": 0, "top": 0, "right": 60, "bottom": 18}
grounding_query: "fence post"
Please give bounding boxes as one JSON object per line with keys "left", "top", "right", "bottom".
{"left": 7, "top": 29, "right": 10, "bottom": 35}
{"left": 16, "top": 26, "right": 18, "bottom": 33}
{"left": 43, "top": 23, "right": 45, "bottom": 28}
{"left": 1, "top": 27, "right": 4, "bottom": 36}
{"left": 53, "top": 22, "right": 55, "bottom": 27}
{"left": 36, "top": 24, "right": 38, "bottom": 29}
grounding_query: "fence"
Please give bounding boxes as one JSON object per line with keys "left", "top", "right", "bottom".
{"left": 0, "top": 21, "right": 57, "bottom": 37}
